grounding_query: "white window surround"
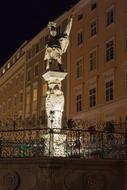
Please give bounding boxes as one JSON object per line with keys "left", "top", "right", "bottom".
{"left": 105, "top": 37, "right": 115, "bottom": 62}
{"left": 75, "top": 85, "right": 83, "bottom": 112}
{"left": 89, "top": 87, "right": 96, "bottom": 107}
{"left": 104, "top": 69, "right": 114, "bottom": 102}
{"left": 90, "top": 18, "right": 97, "bottom": 37}
{"left": 106, "top": 5, "right": 115, "bottom": 27}
{"left": 77, "top": 29, "right": 83, "bottom": 47}
{"left": 89, "top": 47, "right": 97, "bottom": 71}
{"left": 76, "top": 56, "right": 83, "bottom": 79}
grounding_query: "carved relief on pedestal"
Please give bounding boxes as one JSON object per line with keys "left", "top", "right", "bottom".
{"left": 83, "top": 173, "right": 105, "bottom": 190}
{"left": 64, "top": 170, "right": 106, "bottom": 190}
{"left": 0, "top": 170, "right": 20, "bottom": 190}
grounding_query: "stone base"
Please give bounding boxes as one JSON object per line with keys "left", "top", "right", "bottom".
{"left": 42, "top": 71, "right": 67, "bottom": 84}
{"left": 43, "top": 133, "right": 66, "bottom": 157}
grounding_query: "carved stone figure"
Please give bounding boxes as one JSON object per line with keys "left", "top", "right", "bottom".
{"left": 44, "top": 17, "right": 73, "bottom": 71}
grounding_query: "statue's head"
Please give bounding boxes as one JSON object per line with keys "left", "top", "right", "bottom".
{"left": 48, "top": 21, "right": 57, "bottom": 37}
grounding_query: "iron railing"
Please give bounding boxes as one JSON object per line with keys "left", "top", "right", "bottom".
{"left": 0, "top": 127, "right": 126, "bottom": 159}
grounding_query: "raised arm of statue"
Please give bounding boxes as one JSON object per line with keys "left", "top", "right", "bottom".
{"left": 64, "top": 17, "right": 73, "bottom": 37}
{"left": 59, "top": 17, "right": 73, "bottom": 53}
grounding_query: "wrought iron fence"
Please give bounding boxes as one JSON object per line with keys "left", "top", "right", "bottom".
{"left": 0, "top": 127, "right": 126, "bottom": 159}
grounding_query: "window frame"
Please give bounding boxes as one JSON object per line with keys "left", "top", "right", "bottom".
{"left": 89, "top": 87, "right": 96, "bottom": 107}
{"left": 105, "top": 38, "right": 115, "bottom": 62}
{"left": 90, "top": 19, "right": 97, "bottom": 37}
{"left": 76, "top": 56, "right": 83, "bottom": 79}
{"left": 89, "top": 48, "right": 97, "bottom": 71}
{"left": 77, "top": 29, "right": 83, "bottom": 46}
{"left": 106, "top": 6, "right": 114, "bottom": 27}
{"left": 76, "top": 93, "right": 82, "bottom": 112}
{"left": 105, "top": 79, "right": 114, "bottom": 102}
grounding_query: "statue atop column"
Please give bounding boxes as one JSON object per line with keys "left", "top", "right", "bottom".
{"left": 44, "top": 17, "right": 73, "bottom": 71}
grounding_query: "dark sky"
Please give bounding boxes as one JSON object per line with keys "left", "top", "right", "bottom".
{"left": 0, "top": 0, "right": 80, "bottom": 68}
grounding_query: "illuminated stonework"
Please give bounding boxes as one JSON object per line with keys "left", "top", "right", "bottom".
{"left": 42, "top": 71, "right": 67, "bottom": 156}
{"left": 43, "top": 71, "right": 67, "bottom": 129}
{"left": 43, "top": 132, "right": 66, "bottom": 157}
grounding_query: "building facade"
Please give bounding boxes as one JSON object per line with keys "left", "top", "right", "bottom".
{"left": 0, "top": 0, "right": 127, "bottom": 129}
{"left": 69, "top": 0, "right": 127, "bottom": 123}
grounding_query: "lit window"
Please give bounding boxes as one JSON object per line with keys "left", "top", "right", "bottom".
{"left": 105, "top": 80, "right": 114, "bottom": 101}
{"left": 105, "top": 39, "right": 114, "bottom": 62}
{"left": 34, "top": 64, "right": 39, "bottom": 77}
{"left": 89, "top": 88, "right": 96, "bottom": 107}
{"left": 91, "top": 1, "right": 97, "bottom": 10}
{"left": 76, "top": 94, "right": 82, "bottom": 112}
{"left": 106, "top": 7, "right": 114, "bottom": 26}
{"left": 90, "top": 20, "right": 97, "bottom": 37}
{"left": 77, "top": 30, "right": 83, "bottom": 46}
{"left": 76, "top": 57, "right": 83, "bottom": 78}
{"left": 42, "top": 83, "right": 47, "bottom": 97}
{"left": 89, "top": 49, "right": 97, "bottom": 71}
{"left": 33, "top": 88, "right": 38, "bottom": 102}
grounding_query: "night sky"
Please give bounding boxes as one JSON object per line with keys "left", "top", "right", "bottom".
{"left": 0, "top": 0, "right": 80, "bottom": 68}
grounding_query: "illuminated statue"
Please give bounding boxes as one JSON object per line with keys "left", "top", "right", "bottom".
{"left": 44, "top": 17, "right": 73, "bottom": 71}
{"left": 42, "top": 16, "right": 73, "bottom": 156}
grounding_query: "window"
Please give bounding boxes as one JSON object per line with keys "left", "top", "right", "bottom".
{"left": 106, "top": 7, "right": 114, "bottom": 26}
{"left": 77, "top": 31, "right": 83, "bottom": 46}
{"left": 76, "top": 94, "right": 82, "bottom": 112}
{"left": 105, "top": 80, "right": 113, "bottom": 101}
{"left": 78, "top": 14, "right": 83, "bottom": 21}
{"left": 27, "top": 70, "right": 31, "bottom": 81}
{"left": 105, "top": 39, "right": 114, "bottom": 62}
{"left": 42, "top": 83, "right": 47, "bottom": 97}
{"left": 34, "top": 64, "right": 39, "bottom": 77}
{"left": 89, "top": 88, "right": 96, "bottom": 107}
{"left": 89, "top": 49, "right": 97, "bottom": 71}
{"left": 90, "top": 20, "right": 97, "bottom": 37}
{"left": 125, "top": 29, "right": 127, "bottom": 51}
{"left": 91, "top": 1, "right": 97, "bottom": 10}
{"left": 33, "top": 88, "right": 38, "bottom": 102}
{"left": 76, "top": 57, "right": 83, "bottom": 78}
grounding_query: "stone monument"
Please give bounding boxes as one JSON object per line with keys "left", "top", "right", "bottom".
{"left": 42, "top": 17, "right": 73, "bottom": 156}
